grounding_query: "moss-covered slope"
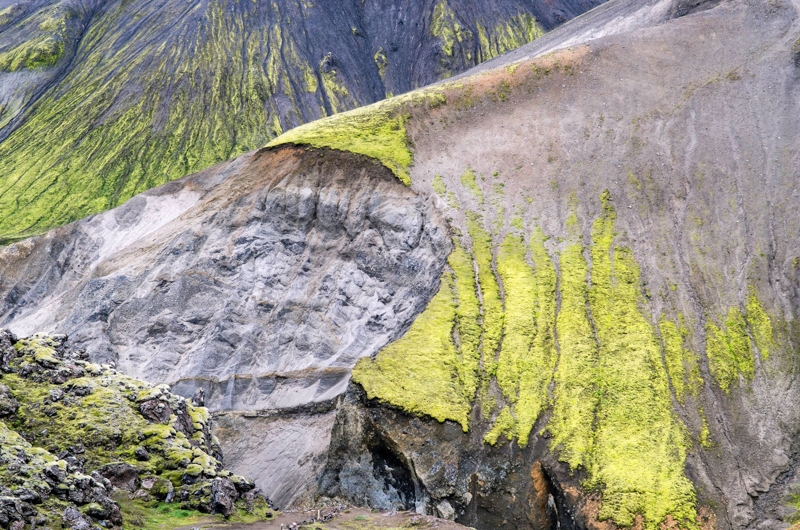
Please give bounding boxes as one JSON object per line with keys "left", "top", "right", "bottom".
{"left": 0, "top": 330, "right": 271, "bottom": 529}
{"left": 319, "top": 0, "right": 800, "bottom": 522}
{"left": 0, "top": 0, "right": 607, "bottom": 243}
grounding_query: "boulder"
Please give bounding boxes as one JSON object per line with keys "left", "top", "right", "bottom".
{"left": 96, "top": 463, "right": 140, "bottom": 492}
{"left": 211, "top": 477, "right": 238, "bottom": 517}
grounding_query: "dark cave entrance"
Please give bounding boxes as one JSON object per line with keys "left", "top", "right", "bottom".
{"left": 369, "top": 442, "right": 417, "bottom": 510}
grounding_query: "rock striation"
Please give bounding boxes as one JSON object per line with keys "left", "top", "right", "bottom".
{"left": 0, "top": 146, "right": 451, "bottom": 506}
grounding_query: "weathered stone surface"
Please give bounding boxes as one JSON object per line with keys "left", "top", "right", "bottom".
{"left": 0, "top": 331, "right": 267, "bottom": 526}
{"left": 96, "top": 463, "right": 140, "bottom": 493}
{"left": 211, "top": 477, "right": 238, "bottom": 517}
{"left": 0, "top": 385, "right": 19, "bottom": 417}
{"left": 0, "top": 146, "right": 451, "bottom": 505}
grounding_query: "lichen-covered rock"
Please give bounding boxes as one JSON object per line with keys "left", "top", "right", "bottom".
{"left": 0, "top": 331, "right": 271, "bottom": 527}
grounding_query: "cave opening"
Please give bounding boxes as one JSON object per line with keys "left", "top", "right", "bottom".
{"left": 369, "top": 442, "right": 417, "bottom": 510}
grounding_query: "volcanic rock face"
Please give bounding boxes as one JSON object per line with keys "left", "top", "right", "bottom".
{"left": 0, "top": 0, "right": 605, "bottom": 242}
{"left": 0, "top": 146, "right": 451, "bottom": 505}
{"left": 1, "top": 0, "right": 800, "bottom": 525}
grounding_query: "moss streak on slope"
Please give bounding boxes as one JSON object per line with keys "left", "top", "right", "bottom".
{"left": 706, "top": 307, "right": 753, "bottom": 392}
{"left": 352, "top": 242, "right": 482, "bottom": 431}
{"left": 494, "top": 234, "right": 537, "bottom": 418}
{"left": 516, "top": 227, "right": 558, "bottom": 447}
{"left": 467, "top": 214, "right": 504, "bottom": 370}
{"left": 548, "top": 213, "right": 599, "bottom": 470}
{"left": 660, "top": 316, "right": 703, "bottom": 405}
{"left": 451, "top": 243, "right": 482, "bottom": 403}
{"left": 706, "top": 290, "right": 774, "bottom": 392}
{"left": 490, "top": 229, "right": 557, "bottom": 447}
{"left": 586, "top": 194, "right": 696, "bottom": 528}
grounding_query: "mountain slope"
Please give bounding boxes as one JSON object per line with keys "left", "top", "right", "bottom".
{"left": 1, "top": 0, "right": 799, "bottom": 525}
{"left": 0, "top": 0, "right": 603, "bottom": 243}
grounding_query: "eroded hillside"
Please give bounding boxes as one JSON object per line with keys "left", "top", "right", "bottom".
{"left": 1, "top": 0, "right": 799, "bottom": 526}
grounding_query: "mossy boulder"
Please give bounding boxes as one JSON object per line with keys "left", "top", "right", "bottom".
{"left": 0, "top": 331, "right": 272, "bottom": 528}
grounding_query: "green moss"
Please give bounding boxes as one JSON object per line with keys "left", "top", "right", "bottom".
{"left": 116, "top": 494, "right": 208, "bottom": 529}
{"left": 269, "top": 90, "right": 444, "bottom": 186}
{"left": 352, "top": 271, "right": 472, "bottom": 430}
{"left": 450, "top": 243, "right": 482, "bottom": 402}
{"left": 516, "top": 227, "right": 558, "bottom": 446}
{"left": 660, "top": 316, "right": 703, "bottom": 404}
{"left": 746, "top": 288, "right": 774, "bottom": 359}
{"left": 321, "top": 69, "right": 351, "bottom": 113}
{"left": 476, "top": 14, "right": 544, "bottom": 62}
{"left": 585, "top": 194, "right": 696, "bottom": 528}
{"left": 302, "top": 64, "right": 318, "bottom": 93}
{"left": 494, "top": 234, "right": 537, "bottom": 414}
{"left": 467, "top": 214, "right": 503, "bottom": 367}
{"left": 460, "top": 169, "right": 484, "bottom": 203}
{"left": 374, "top": 47, "right": 389, "bottom": 80}
{"left": 432, "top": 174, "right": 448, "bottom": 197}
{"left": 548, "top": 218, "right": 598, "bottom": 470}
{"left": 431, "top": 1, "right": 471, "bottom": 60}
{"left": 706, "top": 307, "right": 753, "bottom": 392}
{"left": 0, "top": 35, "right": 65, "bottom": 71}
{"left": 483, "top": 407, "right": 515, "bottom": 445}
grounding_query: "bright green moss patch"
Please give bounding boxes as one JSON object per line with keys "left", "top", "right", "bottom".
{"left": 660, "top": 316, "right": 703, "bottom": 404}
{"left": 450, "top": 243, "right": 482, "bottom": 401}
{"left": 548, "top": 228, "right": 598, "bottom": 469}
{"left": 706, "top": 288, "right": 776, "bottom": 392}
{"left": 746, "top": 288, "right": 774, "bottom": 359}
{"left": 460, "top": 169, "right": 485, "bottom": 203}
{"left": 516, "top": 227, "right": 558, "bottom": 447}
{"left": 484, "top": 407, "right": 515, "bottom": 445}
{"left": 492, "top": 230, "right": 557, "bottom": 447}
{"left": 585, "top": 195, "right": 696, "bottom": 528}
{"left": 494, "top": 234, "right": 537, "bottom": 411}
{"left": 269, "top": 89, "right": 444, "bottom": 186}
{"left": 467, "top": 214, "right": 504, "bottom": 368}
{"left": 706, "top": 307, "right": 753, "bottom": 392}
{"left": 352, "top": 271, "right": 473, "bottom": 430}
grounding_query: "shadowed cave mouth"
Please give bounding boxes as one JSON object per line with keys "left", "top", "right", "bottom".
{"left": 369, "top": 443, "right": 417, "bottom": 510}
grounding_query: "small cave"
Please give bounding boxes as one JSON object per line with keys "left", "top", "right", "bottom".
{"left": 368, "top": 442, "right": 417, "bottom": 510}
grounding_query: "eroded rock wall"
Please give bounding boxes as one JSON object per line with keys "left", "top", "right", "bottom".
{"left": 0, "top": 146, "right": 452, "bottom": 505}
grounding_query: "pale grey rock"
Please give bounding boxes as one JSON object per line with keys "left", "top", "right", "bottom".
{"left": 0, "top": 146, "right": 451, "bottom": 506}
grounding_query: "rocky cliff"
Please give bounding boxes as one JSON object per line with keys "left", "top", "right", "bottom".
{"left": 0, "top": 0, "right": 604, "bottom": 243}
{"left": 1, "top": 0, "right": 799, "bottom": 526}
{"left": 0, "top": 145, "right": 452, "bottom": 506}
